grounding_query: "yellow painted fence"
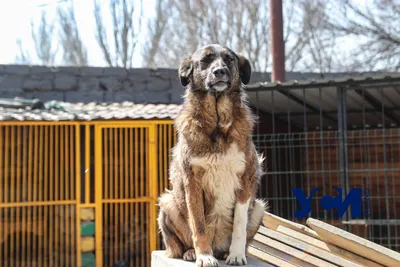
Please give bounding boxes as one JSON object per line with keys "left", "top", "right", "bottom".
{"left": 0, "top": 121, "right": 176, "bottom": 267}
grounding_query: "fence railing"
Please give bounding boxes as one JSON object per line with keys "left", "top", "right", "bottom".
{"left": 0, "top": 120, "right": 176, "bottom": 267}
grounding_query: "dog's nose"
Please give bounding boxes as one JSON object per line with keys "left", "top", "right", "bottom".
{"left": 213, "top": 67, "right": 228, "bottom": 77}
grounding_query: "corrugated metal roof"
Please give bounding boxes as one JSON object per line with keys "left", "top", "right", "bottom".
{"left": 2, "top": 73, "right": 400, "bottom": 126}
{"left": 0, "top": 99, "right": 183, "bottom": 121}
{"left": 247, "top": 73, "right": 400, "bottom": 130}
{"left": 247, "top": 73, "right": 400, "bottom": 91}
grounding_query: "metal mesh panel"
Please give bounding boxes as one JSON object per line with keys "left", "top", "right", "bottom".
{"left": 98, "top": 125, "right": 155, "bottom": 266}
{"left": 101, "top": 127, "right": 149, "bottom": 200}
{"left": 0, "top": 205, "right": 78, "bottom": 267}
{"left": 102, "top": 202, "right": 149, "bottom": 267}
{"left": 155, "top": 123, "right": 177, "bottom": 251}
{"left": 251, "top": 80, "right": 400, "bottom": 252}
{"left": 0, "top": 124, "right": 79, "bottom": 266}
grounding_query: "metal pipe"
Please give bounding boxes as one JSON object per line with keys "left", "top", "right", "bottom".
{"left": 269, "top": 0, "right": 285, "bottom": 82}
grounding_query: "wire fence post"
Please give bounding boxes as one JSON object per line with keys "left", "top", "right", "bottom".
{"left": 337, "top": 86, "right": 351, "bottom": 224}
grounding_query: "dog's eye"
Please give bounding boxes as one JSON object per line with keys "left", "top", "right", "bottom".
{"left": 200, "top": 57, "right": 210, "bottom": 64}
{"left": 227, "top": 56, "right": 234, "bottom": 62}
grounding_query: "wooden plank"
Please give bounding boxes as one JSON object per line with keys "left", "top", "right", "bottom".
{"left": 247, "top": 245, "right": 299, "bottom": 267}
{"left": 258, "top": 226, "right": 363, "bottom": 267}
{"left": 151, "top": 250, "right": 274, "bottom": 267}
{"left": 253, "top": 233, "right": 336, "bottom": 267}
{"left": 263, "top": 212, "right": 320, "bottom": 239}
{"left": 307, "top": 218, "right": 400, "bottom": 267}
{"left": 249, "top": 240, "right": 315, "bottom": 267}
{"left": 277, "top": 225, "right": 383, "bottom": 267}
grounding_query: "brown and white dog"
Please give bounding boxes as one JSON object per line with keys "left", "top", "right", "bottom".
{"left": 157, "top": 44, "right": 267, "bottom": 267}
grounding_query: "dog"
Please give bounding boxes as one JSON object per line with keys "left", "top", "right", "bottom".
{"left": 157, "top": 44, "right": 267, "bottom": 267}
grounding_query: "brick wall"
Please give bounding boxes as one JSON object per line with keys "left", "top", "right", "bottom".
{"left": 0, "top": 65, "right": 270, "bottom": 104}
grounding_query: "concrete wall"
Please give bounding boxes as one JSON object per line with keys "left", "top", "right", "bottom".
{"left": 0, "top": 65, "right": 271, "bottom": 104}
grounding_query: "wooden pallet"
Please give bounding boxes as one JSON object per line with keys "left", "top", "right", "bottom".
{"left": 248, "top": 212, "right": 400, "bottom": 267}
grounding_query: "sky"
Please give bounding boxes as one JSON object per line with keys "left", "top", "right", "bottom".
{"left": 0, "top": 0, "right": 155, "bottom": 67}
{"left": 0, "top": 0, "right": 369, "bottom": 69}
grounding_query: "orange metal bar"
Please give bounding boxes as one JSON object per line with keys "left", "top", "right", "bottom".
{"left": 148, "top": 124, "right": 158, "bottom": 259}
{"left": 110, "top": 128, "right": 114, "bottom": 200}
{"left": 0, "top": 125, "right": 3, "bottom": 204}
{"left": 33, "top": 126, "right": 38, "bottom": 202}
{"left": 113, "top": 128, "right": 118, "bottom": 265}
{"left": 0, "top": 200, "right": 77, "bottom": 208}
{"left": 103, "top": 128, "right": 108, "bottom": 200}
{"left": 135, "top": 203, "right": 139, "bottom": 267}
{"left": 60, "top": 125, "right": 64, "bottom": 201}
{"left": 10, "top": 206, "right": 14, "bottom": 265}
{"left": 129, "top": 128, "right": 134, "bottom": 199}
{"left": 16, "top": 126, "right": 21, "bottom": 203}
{"left": 43, "top": 127, "right": 49, "bottom": 267}
{"left": 10, "top": 126, "right": 15, "bottom": 203}
{"left": 22, "top": 126, "right": 27, "bottom": 202}
{"left": 4, "top": 126, "right": 9, "bottom": 204}
{"left": 22, "top": 127, "right": 27, "bottom": 265}
{"left": 125, "top": 128, "right": 129, "bottom": 200}
{"left": 85, "top": 125, "right": 91, "bottom": 203}
{"left": 44, "top": 126, "right": 49, "bottom": 202}
{"left": 135, "top": 128, "right": 139, "bottom": 198}
{"left": 119, "top": 129, "right": 124, "bottom": 261}
{"left": 70, "top": 125, "right": 74, "bottom": 200}
{"left": 38, "top": 126, "right": 43, "bottom": 267}
{"left": 95, "top": 125, "right": 103, "bottom": 267}
{"left": 140, "top": 129, "right": 145, "bottom": 267}
{"left": 38, "top": 126, "right": 43, "bottom": 202}
{"left": 114, "top": 128, "right": 118, "bottom": 200}
{"left": 65, "top": 125, "right": 69, "bottom": 207}
{"left": 79, "top": 203, "right": 96, "bottom": 208}
{"left": 28, "top": 126, "right": 33, "bottom": 203}
{"left": 163, "top": 125, "right": 168, "bottom": 193}
{"left": 101, "top": 197, "right": 155, "bottom": 204}
{"left": 119, "top": 128, "right": 123, "bottom": 200}
{"left": 169, "top": 125, "right": 174, "bottom": 189}
{"left": 49, "top": 126, "right": 54, "bottom": 201}
{"left": 76, "top": 124, "right": 82, "bottom": 266}
{"left": 21, "top": 206, "right": 26, "bottom": 265}
{"left": 55, "top": 126, "right": 59, "bottom": 201}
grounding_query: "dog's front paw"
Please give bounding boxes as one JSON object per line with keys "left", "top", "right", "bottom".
{"left": 225, "top": 252, "right": 247, "bottom": 265}
{"left": 183, "top": 249, "right": 196, "bottom": 261}
{"left": 196, "top": 254, "right": 219, "bottom": 267}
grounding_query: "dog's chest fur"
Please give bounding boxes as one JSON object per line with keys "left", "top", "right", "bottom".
{"left": 190, "top": 143, "right": 245, "bottom": 218}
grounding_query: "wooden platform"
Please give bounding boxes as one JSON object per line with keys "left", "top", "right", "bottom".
{"left": 248, "top": 212, "right": 400, "bottom": 267}
{"left": 152, "top": 212, "right": 400, "bottom": 266}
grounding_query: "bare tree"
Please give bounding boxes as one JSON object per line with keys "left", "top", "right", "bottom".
{"left": 15, "top": 39, "right": 31, "bottom": 64}
{"left": 142, "top": 0, "right": 270, "bottom": 72}
{"left": 57, "top": 0, "right": 88, "bottom": 66}
{"left": 16, "top": 10, "right": 59, "bottom": 65}
{"left": 142, "top": 0, "right": 338, "bottom": 73}
{"left": 324, "top": 0, "right": 400, "bottom": 71}
{"left": 93, "top": 0, "right": 143, "bottom": 68}
{"left": 142, "top": 0, "right": 174, "bottom": 68}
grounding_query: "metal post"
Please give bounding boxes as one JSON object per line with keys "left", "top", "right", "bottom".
{"left": 337, "top": 87, "right": 350, "bottom": 223}
{"left": 269, "top": 0, "right": 285, "bottom": 82}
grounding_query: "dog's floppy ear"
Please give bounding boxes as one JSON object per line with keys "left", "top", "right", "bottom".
{"left": 179, "top": 56, "right": 193, "bottom": 87}
{"left": 237, "top": 54, "right": 251, "bottom": 85}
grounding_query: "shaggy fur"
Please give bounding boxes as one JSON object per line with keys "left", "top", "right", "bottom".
{"left": 157, "top": 44, "right": 267, "bottom": 267}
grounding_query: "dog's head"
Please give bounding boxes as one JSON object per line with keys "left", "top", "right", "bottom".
{"left": 178, "top": 44, "right": 251, "bottom": 92}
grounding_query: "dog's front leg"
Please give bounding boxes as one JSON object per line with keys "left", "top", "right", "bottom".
{"left": 226, "top": 167, "right": 255, "bottom": 266}
{"left": 226, "top": 196, "right": 250, "bottom": 265}
{"left": 185, "top": 165, "right": 219, "bottom": 267}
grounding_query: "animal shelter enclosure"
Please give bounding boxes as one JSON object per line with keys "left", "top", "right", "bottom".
{"left": 1, "top": 74, "right": 400, "bottom": 267}
{"left": 0, "top": 118, "right": 178, "bottom": 267}
{"left": 248, "top": 74, "right": 400, "bottom": 252}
